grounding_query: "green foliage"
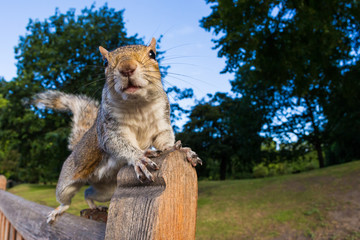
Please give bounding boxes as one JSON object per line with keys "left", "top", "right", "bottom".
{"left": 166, "top": 86, "right": 194, "bottom": 132}
{"left": 0, "top": 93, "right": 9, "bottom": 108}
{"left": 15, "top": 4, "right": 142, "bottom": 97}
{"left": 201, "top": 0, "right": 360, "bottom": 168}
{"left": 178, "top": 92, "right": 266, "bottom": 180}
{"left": 252, "top": 163, "right": 269, "bottom": 178}
{"left": 325, "top": 64, "right": 360, "bottom": 164}
{"left": 253, "top": 154, "right": 319, "bottom": 178}
{"left": 0, "top": 5, "right": 143, "bottom": 182}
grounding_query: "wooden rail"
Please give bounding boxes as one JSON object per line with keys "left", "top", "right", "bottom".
{"left": 0, "top": 188, "right": 106, "bottom": 240}
{"left": 0, "top": 175, "right": 25, "bottom": 240}
{"left": 0, "top": 150, "right": 198, "bottom": 240}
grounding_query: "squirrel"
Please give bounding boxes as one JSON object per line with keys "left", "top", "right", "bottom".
{"left": 34, "top": 38, "right": 202, "bottom": 223}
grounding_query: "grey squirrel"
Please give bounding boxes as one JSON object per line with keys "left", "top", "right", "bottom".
{"left": 34, "top": 38, "right": 202, "bottom": 223}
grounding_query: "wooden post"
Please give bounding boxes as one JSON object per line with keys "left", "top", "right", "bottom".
{"left": 0, "top": 175, "right": 6, "bottom": 190}
{"left": 105, "top": 150, "right": 198, "bottom": 240}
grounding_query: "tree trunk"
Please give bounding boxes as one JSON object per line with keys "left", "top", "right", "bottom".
{"left": 220, "top": 158, "right": 227, "bottom": 180}
{"left": 305, "top": 97, "right": 325, "bottom": 168}
{"left": 314, "top": 140, "right": 325, "bottom": 168}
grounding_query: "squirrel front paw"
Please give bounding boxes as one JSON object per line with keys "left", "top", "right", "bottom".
{"left": 173, "top": 140, "right": 203, "bottom": 167}
{"left": 133, "top": 157, "right": 159, "bottom": 182}
{"left": 144, "top": 149, "right": 162, "bottom": 158}
{"left": 180, "top": 147, "right": 203, "bottom": 167}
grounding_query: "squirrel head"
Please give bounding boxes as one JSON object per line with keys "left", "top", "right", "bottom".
{"left": 99, "top": 38, "right": 163, "bottom": 101}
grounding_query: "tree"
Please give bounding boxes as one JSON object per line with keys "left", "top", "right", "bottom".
{"left": 0, "top": 5, "right": 142, "bottom": 182}
{"left": 201, "top": 0, "right": 360, "bottom": 167}
{"left": 325, "top": 63, "right": 360, "bottom": 164}
{"left": 15, "top": 4, "right": 142, "bottom": 97}
{"left": 178, "top": 93, "right": 265, "bottom": 180}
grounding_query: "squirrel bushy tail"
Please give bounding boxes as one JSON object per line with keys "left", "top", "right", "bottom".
{"left": 34, "top": 90, "right": 99, "bottom": 150}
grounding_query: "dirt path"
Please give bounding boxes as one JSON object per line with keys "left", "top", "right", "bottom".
{"left": 324, "top": 170, "right": 360, "bottom": 239}
{"left": 279, "top": 169, "right": 360, "bottom": 240}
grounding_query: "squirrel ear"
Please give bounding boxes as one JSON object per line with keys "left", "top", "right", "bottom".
{"left": 99, "top": 46, "right": 109, "bottom": 60}
{"left": 148, "top": 38, "right": 157, "bottom": 53}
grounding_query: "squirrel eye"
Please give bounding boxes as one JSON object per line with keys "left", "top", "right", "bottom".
{"left": 149, "top": 50, "right": 156, "bottom": 60}
{"left": 103, "top": 59, "right": 108, "bottom": 67}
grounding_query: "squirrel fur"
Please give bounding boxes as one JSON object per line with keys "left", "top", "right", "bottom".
{"left": 34, "top": 38, "right": 201, "bottom": 223}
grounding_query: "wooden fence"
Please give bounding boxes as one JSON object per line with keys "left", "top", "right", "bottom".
{"left": 0, "top": 150, "right": 198, "bottom": 240}
{"left": 0, "top": 175, "right": 25, "bottom": 240}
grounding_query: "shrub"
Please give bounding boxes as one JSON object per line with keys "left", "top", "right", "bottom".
{"left": 253, "top": 164, "right": 269, "bottom": 178}
{"left": 252, "top": 158, "right": 319, "bottom": 178}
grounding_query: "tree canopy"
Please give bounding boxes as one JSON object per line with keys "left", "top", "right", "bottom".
{"left": 0, "top": 5, "right": 143, "bottom": 182}
{"left": 200, "top": 0, "right": 360, "bottom": 167}
{"left": 1, "top": 1, "right": 360, "bottom": 182}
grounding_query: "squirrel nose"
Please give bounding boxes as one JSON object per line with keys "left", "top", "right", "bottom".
{"left": 120, "top": 61, "right": 137, "bottom": 77}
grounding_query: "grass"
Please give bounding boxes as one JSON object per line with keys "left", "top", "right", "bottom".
{"left": 8, "top": 184, "right": 103, "bottom": 215}
{"left": 196, "top": 160, "right": 360, "bottom": 239}
{"left": 8, "top": 160, "right": 360, "bottom": 239}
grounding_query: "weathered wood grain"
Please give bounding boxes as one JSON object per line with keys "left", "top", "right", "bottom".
{"left": 0, "top": 175, "right": 6, "bottom": 190}
{"left": 10, "top": 224, "right": 17, "bottom": 240}
{"left": 5, "top": 217, "right": 10, "bottom": 239}
{"left": 105, "top": 150, "right": 198, "bottom": 240}
{"left": 0, "top": 190, "right": 106, "bottom": 240}
{"left": 1, "top": 211, "right": 4, "bottom": 239}
{"left": 80, "top": 208, "right": 108, "bottom": 223}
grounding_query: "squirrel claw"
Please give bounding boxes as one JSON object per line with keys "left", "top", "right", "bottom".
{"left": 192, "top": 157, "right": 203, "bottom": 166}
{"left": 47, "top": 213, "right": 56, "bottom": 224}
{"left": 46, "top": 204, "right": 69, "bottom": 224}
{"left": 144, "top": 149, "right": 162, "bottom": 158}
{"left": 134, "top": 157, "right": 158, "bottom": 182}
{"left": 141, "top": 157, "right": 159, "bottom": 170}
{"left": 167, "top": 141, "right": 201, "bottom": 167}
{"left": 174, "top": 140, "right": 182, "bottom": 150}
{"left": 164, "top": 140, "right": 182, "bottom": 153}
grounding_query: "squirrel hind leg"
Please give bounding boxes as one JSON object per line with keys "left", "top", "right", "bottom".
{"left": 84, "top": 185, "right": 113, "bottom": 210}
{"left": 85, "top": 198, "right": 97, "bottom": 209}
{"left": 47, "top": 204, "right": 69, "bottom": 224}
{"left": 85, "top": 199, "right": 108, "bottom": 212}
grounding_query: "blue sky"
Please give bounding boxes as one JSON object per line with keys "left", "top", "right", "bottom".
{"left": 0, "top": 0, "right": 233, "bottom": 105}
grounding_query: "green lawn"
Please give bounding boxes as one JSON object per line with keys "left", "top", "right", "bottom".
{"left": 7, "top": 184, "right": 109, "bottom": 215}
{"left": 8, "top": 160, "right": 360, "bottom": 240}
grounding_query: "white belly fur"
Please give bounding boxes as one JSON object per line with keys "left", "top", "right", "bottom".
{"left": 95, "top": 99, "right": 170, "bottom": 180}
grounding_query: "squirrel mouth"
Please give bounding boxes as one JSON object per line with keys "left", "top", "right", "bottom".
{"left": 124, "top": 84, "right": 140, "bottom": 93}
